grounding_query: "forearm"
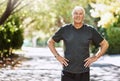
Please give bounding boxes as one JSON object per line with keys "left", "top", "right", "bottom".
{"left": 47, "top": 38, "right": 69, "bottom": 66}
{"left": 47, "top": 38, "right": 60, "bottom": 57}
{"left": 95, "top": 39, "right": 109, "bottom": 58}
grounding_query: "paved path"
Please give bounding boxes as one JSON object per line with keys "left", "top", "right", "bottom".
{"left": 0, "top": 47, "right": 120, "bottom": 81}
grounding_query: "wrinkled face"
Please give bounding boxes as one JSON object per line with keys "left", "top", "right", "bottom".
{"left": 72, "top": 8, "right": 84, "bottom": 24}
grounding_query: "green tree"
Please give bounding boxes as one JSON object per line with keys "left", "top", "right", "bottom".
{"left": 0, "top": 15, "right": 24, "bottom": 65}
{"left": 0, "top": 0, "right": 28, "bottom": 65}
{"left": 21, "top": 0, "right": 94, "bottom": 47}
{"left": 89, "top": 0, "right": 120, "bottom": 54}
{"left": 89, "top": 0, "right": 120, "bottom": 28}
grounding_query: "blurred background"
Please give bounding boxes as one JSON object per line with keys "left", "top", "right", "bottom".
{"left": 0, "top": 0, "right": 120, "bottom": 81}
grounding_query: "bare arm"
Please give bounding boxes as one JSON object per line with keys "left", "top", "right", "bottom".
{"left": 95, "top": 39, "right": 109, "bottom": 58}
{"left": 47, "top": 37, "right": 60, "bottom": 57}
{"left": 84, "top": 39, "right": 109, "bottom": 67}
{"left": 47, "top": 38, "right": 69, "bottom": 66}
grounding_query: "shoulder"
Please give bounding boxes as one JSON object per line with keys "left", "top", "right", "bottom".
{"left": 61, "top": 23, "right": 72, "bottom": 29}
{"left": 56, "top": 24, "right": 71, "bottom": 32}
{"left": 84, "top": 24, "right": 97, "bottom": 31}
{"left": 58, "top": 24, "right": 72, "bottom": 31}
{"left": 84, "top": 24, "right": 94, "bottom": 29}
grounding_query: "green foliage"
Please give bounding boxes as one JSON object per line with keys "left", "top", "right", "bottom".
{"left": 53, "top": 0, "right": 90, "bottom": 25}
{"left": 36, "top": 38, "right": 48, "bottom": 47}
{"left": 107, "top": 27, "right": 120, "bottom": 54}
{"left": 17, "top": 0, "right": 91, "bottom": 37}
{"left": 112, "top": 15, "right": 120, "bottom": 27}
{"left": 90, "top": 0, "right": 120, "bottom": 28}
{"left": 89, "top": 0, "right": 120, "bottom": 54}
{"left": 5, "top": 15, "right": 23, "bottom": 49}
{"left": 12, "top": 29, "right": 23, "bottom": 49}
{"left": 0, "top": 15, "right": 23, "bottom": 55}
{"left": 12, "top": 0, "right": 92, "bottom": 47}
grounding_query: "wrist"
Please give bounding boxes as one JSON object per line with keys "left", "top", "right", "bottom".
{"left": 54, "top": 54, "right": 60, "bottom": 58}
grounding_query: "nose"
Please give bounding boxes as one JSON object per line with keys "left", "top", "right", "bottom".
{"left": 76, "top": 14, "right": 81, "bottom": 17}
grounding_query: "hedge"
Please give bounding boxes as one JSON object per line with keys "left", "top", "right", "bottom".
{"left": 107, "top": 27, "right": 120, "bottom": 54}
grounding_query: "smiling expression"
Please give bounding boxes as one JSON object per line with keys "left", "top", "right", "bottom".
{"left": 72, "top": 7, "right": 85, "bottom": 24}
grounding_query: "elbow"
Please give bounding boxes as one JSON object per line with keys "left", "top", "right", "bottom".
{"left": 106, "top": 41, "right": 109, "bottom": 49}
{"left": 47, "top": 39, "right": 51, "bottom": 47}
{"left": 103, "top": 39, "right": 109, "bottom": 49}
{"left": 100, "top": 39, "right": 109, "bottom": 49}
{"left": 104, "top": 39, "right": 109, "bottom": 49}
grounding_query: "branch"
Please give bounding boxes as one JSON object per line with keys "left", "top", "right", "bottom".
{"left": 13, "top": 0, "right": 22, "bottom": 10}
{"left": 0, "top": 0, "right": 20, "bottom": 25}
{"left": 11, "top": 0, "right": 18, "bottom": 8}
{"left": 12, "top": 2, "right": 30, "bottom": 14}
{"left": 11, "top": 0, "right": 21, "bottom": 10}
{"left": 0, "top": 0, "right": 31, "bottom": 25}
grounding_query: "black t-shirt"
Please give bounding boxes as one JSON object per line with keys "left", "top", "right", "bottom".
{"left": 52, "top": 24, "right": 104, "bottom": 73}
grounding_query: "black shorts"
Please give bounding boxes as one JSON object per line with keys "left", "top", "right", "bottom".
{"left": 61, "top": 71, "right": 90, "bottom": 81}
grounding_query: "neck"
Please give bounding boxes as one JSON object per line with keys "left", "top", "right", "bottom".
{"left": 73, "top": 22, "right": 83, "bottom": 29}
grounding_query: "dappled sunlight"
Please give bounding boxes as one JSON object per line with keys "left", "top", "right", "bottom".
{"left": 0, "top": 0, "right": 120, "bottom": 81}
{"left": 0, "top": 47, "right": 120, "bottom": 81}
{"left": 98, "top": 12, "right": 116, "bottom": 28}
{"left": 90, "top": 1, "right": 120, "bottom": 28}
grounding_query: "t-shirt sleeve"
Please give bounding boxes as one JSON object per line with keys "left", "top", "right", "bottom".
{"left": 52, "top": 27, "right": 63, "bottom": 43}
{"left": 92, "top": 28, "right": 104, "bottom": 47}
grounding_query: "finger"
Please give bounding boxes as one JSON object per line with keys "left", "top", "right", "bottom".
{"left": 61, "top": 62, "right": 68, "bottom": 66}
{"left": 84, "top": 60, "right": 90, "bottom": 67}
{"left": 84, "top": 63, "right": 89, "bottom": 67}
{"left": 59, "top": 60, "right": 67, "bottom": 66}
{"left": 84, "top": 57, "right": 90, "bottom": 62}
{"left": 86, "top": 61, "right": 92, "bottom": 67}
{"left": 84, "top": 62, "right": 88, "bottom": 67}
{"left": 64, "top": 58, "right": 69, "bottom": 62}
{"left": 63, "top": 62, "right": 68, "bottom": 66}
{"left": 63, "top": 60, "right": 68, "bottom": 66}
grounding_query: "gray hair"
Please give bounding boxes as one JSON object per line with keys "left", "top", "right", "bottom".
{"left": 72, "top": 6, "right": 85, "bottom": 15}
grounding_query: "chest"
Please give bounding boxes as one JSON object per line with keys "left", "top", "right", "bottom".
{"left": 62, "top": 28, "right": 92, "bottom": 45}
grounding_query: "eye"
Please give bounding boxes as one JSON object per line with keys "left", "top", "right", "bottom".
{"left": 78, "top": 12, "right": 83, "bottom": 15}
{"left": 74, "top": 12, "right": 78, "bottom": 15}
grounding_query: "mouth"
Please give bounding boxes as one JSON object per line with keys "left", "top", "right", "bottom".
{"left": 75, "top": 18, "right": 81, "bottom": 21}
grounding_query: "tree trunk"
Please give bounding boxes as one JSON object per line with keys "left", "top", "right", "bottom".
{"left": 0, "top": 0, "right": 22, "bottom": 25}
